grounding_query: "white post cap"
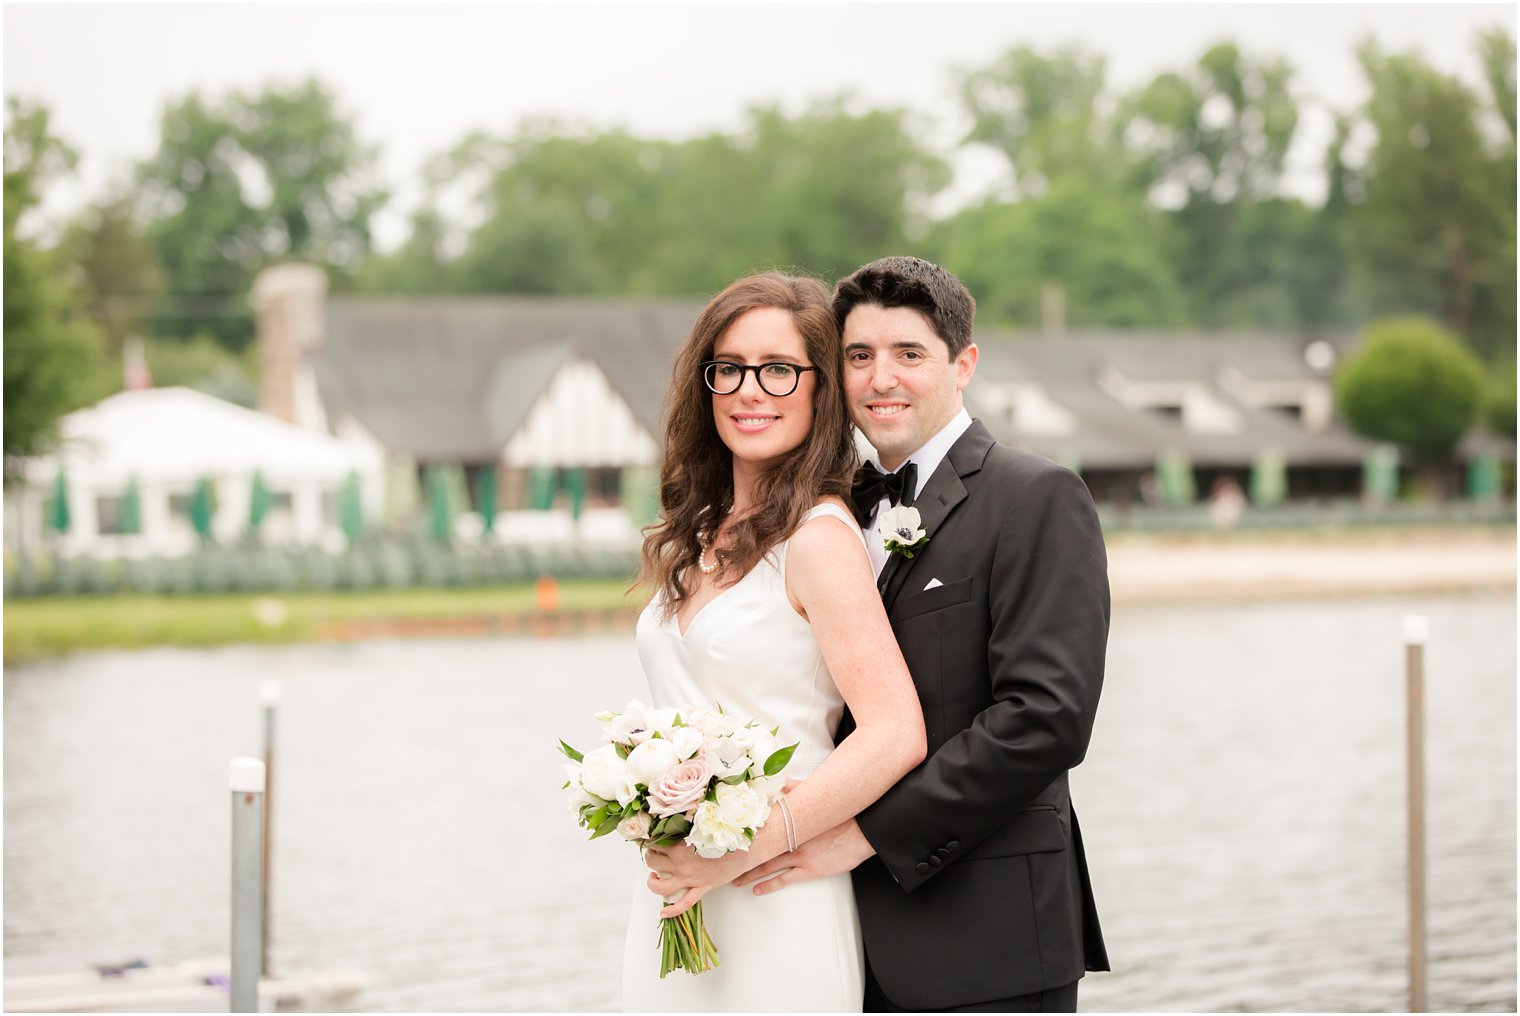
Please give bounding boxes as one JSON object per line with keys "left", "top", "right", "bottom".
{"left": 260, "top": 681, "right": 282, "bottom": 707}
{"left": 1402, "top": 615, "right": 1429, "bottom": 646}
{"left": 229, "top": 757, "right": 267, "bottom": 793}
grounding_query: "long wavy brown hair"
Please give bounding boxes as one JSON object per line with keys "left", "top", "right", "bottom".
{"left": 638, "top": 273, "right": 856, "bottom": 617}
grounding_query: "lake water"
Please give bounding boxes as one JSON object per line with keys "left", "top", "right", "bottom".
{"left": 5, "top": 595, "right": 1514, "bottom": 1012}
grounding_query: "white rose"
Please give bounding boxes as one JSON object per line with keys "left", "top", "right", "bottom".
{"left": 578, "top": 744, "right": 638, "bottom": 807}
{"left": 617, "top": 811, "right": 653, "bottom": 842}
{"left": 603, "top": 701, "right": 652, "bottom": 746}
{"left": 625, "top": 737, "right": 682, "bottom": 785}
{"left": 748, "top": 774, "right": 783, "bottom": 801}
{"left": 687, "top": 799, "right": 748, "bottom": 858}
{"left": 704, "top": 737, "right": 752, "bottom": 780}
{"left": 715, "top": 780, "right": 771, "bottom": 830}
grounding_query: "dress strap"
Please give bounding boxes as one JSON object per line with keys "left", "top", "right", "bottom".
{"left": 801, "top": 502, "right": 867, "bottom": 547}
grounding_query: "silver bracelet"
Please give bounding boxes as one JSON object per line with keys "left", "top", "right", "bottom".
{"left": 778, "top": 796, "right": 798, "bottom": 853}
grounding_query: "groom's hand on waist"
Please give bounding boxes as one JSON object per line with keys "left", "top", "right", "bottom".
{"left": 733, "top": 819, "right": 876, "bottom": 895}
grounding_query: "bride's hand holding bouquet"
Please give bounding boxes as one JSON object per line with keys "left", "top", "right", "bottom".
{"left": 559, "top": 700, "right": 797, "bottom": 978}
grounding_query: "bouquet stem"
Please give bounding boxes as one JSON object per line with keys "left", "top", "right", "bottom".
{"left": 658, "top": 901, "right": 720, "bottom": 977}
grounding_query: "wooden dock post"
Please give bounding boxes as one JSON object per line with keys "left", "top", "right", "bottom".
{"left": 260, "top": 681, "right": 280, "bottom": 977}
{"left": 1403, "top": 615, "right": 1428, "bottom": 1013}
{"left": 229, "top": 757, "right": 265, "bottom": 1013}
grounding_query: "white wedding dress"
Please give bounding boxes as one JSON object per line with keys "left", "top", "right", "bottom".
{"left": 622, "top": 503, "right": 866, "bottom": 1013}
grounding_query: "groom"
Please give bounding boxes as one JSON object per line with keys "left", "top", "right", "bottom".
{"left": 737, "top": 256, "right": 1110, "bottom": 1011}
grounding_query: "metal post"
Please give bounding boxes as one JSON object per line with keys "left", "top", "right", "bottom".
{"left": 230, "top": 757, "right": 265, "bottom": 1014}
{"left": 259, "top": 682, "right": 280, "bottom": 977}
{"left": 1403, "top": 616, "right": 1428, "bottom": 1013}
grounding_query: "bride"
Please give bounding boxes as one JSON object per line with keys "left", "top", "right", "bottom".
{"left": 623, "top": 273, "right": 926, "bottom": 1012}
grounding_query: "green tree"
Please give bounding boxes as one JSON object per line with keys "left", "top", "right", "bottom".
{"left": 1345, "top": 37, "right": 1516, "bottom": 361}
{"left": 958, "top": 45, "right": 1129, "bottom": 196}
{"left": 1485, "top": 360, "right": 1517, "bottom": 440}
{"left": 3, "top": 100, "right": 114, "bottom": 470}
{"left": 1335, "top": 317, "right": 1485, "bottom": 463}
{"left": 65, "top": 191, "right": 163, "bottom": 355}
{"left": 137, "top": 79, "right": 386, "bottom": 349}
{"left": 431, "top": 101, "right": 947, "bottom": 297}
{"left": 1122, "top": 44, "right": 1302, "bottom": 327}
{"left": 930, "top": 181, "right": 1185, "bottom": 328}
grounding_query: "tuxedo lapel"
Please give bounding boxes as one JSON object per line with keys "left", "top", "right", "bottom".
{"left": 879, "top": 421, "right": 994, "bottom": 610}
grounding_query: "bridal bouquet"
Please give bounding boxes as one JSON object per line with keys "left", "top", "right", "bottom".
{"left": 558, "top": 700, "right": 796, "bottom": 978}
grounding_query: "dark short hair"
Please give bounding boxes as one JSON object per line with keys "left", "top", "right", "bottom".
{"left": 832, "top": 256, "right": 976, "bottom": 357}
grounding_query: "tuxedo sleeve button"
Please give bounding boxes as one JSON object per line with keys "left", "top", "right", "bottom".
{"left": 915, "top": 862, "right": 930, "bottom": 876}
{"left": 928, "top": 855, "right": 942, "bottom": 867}
{"left": 946, "top": 840, "right": 960, "bottom": 852}
{"left": 935, "top": 847, "right": 950, "bottom": 858}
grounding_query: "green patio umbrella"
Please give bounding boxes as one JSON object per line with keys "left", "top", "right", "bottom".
{"left": 119, "top": 475, "right": 143, "bottom": 535}
{"left": 1362, "top": 444, "right": 1399, "bottom": 503}
{"left": 425, "top": 465, "right": 452, "bottom": 541}
{"left": 248, "top": 470, "right": 274, "bottom": 533}
{"left": 563, "top": 467, "right": 586, "bottom": 521}
{"left": 528, "top": 467, "right": 557, "bottom": 511}
{"left": 1248, "top": 446, "right": 1287, "bottom": 508}
{"left": 1154, "top": 450, "right": 1196, "bottom": 506}
{"left": 1467, "top": 454, "right": 1501, "bottom": 501}
{"left": 477, "top": 466, "right": 498, "bottom": 534}
{"left": 46, "top": 469, "right": 70, "bottom": 534}
{"left": 339, "top": 470, "right": 365, "bottom": 541}
{"left": 190, "top": 477, "right": 216, "bottom": 541}
{"left": 382, "top": 456, "right": 421, "bottom": 533}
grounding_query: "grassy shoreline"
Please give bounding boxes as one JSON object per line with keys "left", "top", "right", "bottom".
{"left": 4, "top": 579, "right": 647, "bottom": 666}
{"left": 6, "top": 525, "right": 1513, "bottom": 666}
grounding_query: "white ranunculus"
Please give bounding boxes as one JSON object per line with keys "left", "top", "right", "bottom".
{"left": 645, "top": 707, "right": 680, "bottom": 738}
{"left": 747, "top": 774, "right": 782, "bottom": 802}
{"left": 665, "top": 726, "right": 705, "bottom": 761}
{"left": 579, "top": 744, "right": 639, "bottom": 807}
{"left": 747, "top": 734, "right": 780, "bottom": 779}
{"left": 715, "top": 780, "right": 771, "bottom": 829}
{"left": 687, "top": 799, "right": 748, "bottom": 858}
{"left": 704, "top": 737, "right": 752, "bottom": 780}
{"left": 617, "top": 811, "right": 653, "bottom": 842}
{"left": 625, "top": 737, "right": 682, "bottom": 785}
{"left": 563, "top": 763, "right": 596, "bottom": 812}
{"left": 702, "top": 712, "right": 740, "bottom": 739}
{"left": 603, "top": 701, "right": 652, "bottom": 746}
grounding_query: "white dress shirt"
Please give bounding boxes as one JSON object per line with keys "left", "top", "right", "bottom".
{"left": 862, "top": 408, "right": 973, "bottom": 577}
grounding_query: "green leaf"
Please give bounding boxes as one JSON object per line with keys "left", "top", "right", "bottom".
{"left": 588, "top": 812, "right": 622, "bottom": 840}
{"left": 763, "top": 742, "right": 798, "bottom": 777}
{"left": 614, "top": 742, "right": 630, "bottom": 759}
{"left": 557, "top": 740, "right": 584, "bottom": 763}
{"left": 720, "top": 773, "right": 747, "bottom": 785}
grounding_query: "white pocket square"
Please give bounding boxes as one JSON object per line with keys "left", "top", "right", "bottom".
{"left": 923, "top": 577, "right": 943, "bottom": 591}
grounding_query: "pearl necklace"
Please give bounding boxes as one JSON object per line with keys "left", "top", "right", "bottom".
{"left": 698, "top": 535, "right": 720, "bottom": 575}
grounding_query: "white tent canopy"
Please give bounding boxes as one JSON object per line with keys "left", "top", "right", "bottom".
{"left": 25, "top": 387, "right": 381, "bottom": 488}
{"left": 12, "top": 388, "right": 384, "bottom": 556}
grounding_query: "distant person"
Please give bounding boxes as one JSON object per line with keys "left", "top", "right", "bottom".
{"left": 627, "top": 273, "right": 926, "bottom": 1010}
{"left": 1209, "top": 475, "right": 1247, "bottom": 528}
{"left": 734, "top": 256, "right": 1111, "bottom": 1012}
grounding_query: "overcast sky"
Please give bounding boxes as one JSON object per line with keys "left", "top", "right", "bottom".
{"left": 5, "top": 2, "right": 1514, "bottom": 249}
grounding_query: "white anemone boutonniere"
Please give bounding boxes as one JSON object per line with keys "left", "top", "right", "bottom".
{"left": 878, "top": 504, "right": 929, "bottom": 558}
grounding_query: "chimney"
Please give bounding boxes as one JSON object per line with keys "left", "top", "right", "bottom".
{"left": 250, "top": 263, "right": 328, "bottom": 426}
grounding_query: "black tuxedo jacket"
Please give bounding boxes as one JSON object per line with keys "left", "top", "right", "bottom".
{"left": 849, "top": 420, "right": 1110, "bottom": 1010}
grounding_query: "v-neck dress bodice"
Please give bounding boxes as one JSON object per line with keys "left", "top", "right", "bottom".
{"left": 622, "top": 502, "right": 867, "bottom": 1012}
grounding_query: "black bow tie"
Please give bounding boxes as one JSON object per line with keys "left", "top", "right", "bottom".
{"left": 850, "top": 461, "right": 917, "bottom": 526}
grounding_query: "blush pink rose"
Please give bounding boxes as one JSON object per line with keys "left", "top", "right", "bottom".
{"left": 647, "top": 759, "right": 711, "bottom": 818}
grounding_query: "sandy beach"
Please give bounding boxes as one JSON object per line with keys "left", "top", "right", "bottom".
{"left": 1107, "top": 526, "right": 1516, "bottom": 605}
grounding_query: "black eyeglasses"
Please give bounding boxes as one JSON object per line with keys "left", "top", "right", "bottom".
{"left": 700, "top": 360, "right": 818, "bottom": 397}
